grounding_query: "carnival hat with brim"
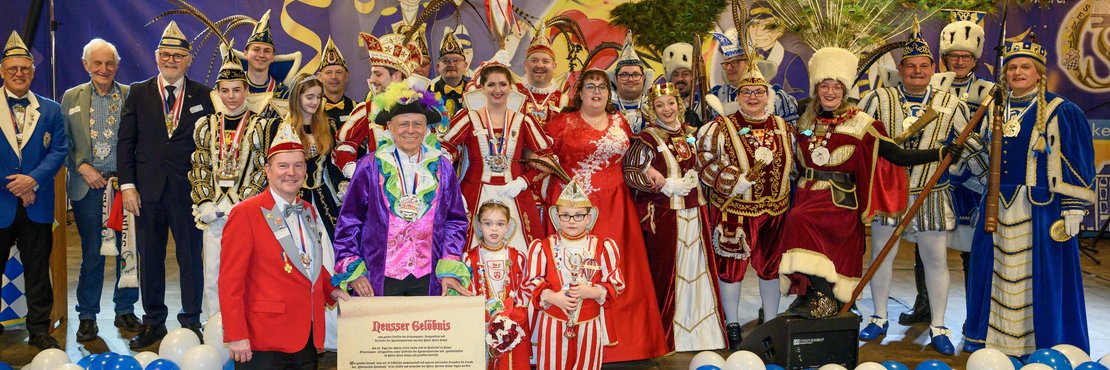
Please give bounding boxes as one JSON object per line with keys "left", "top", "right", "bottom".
{"left": 3, "top": 31, "right": 32, "bottom": 63}
{"left": 158, "top": 20, "right": 190, "bottom": 52}
{"left": 371, "top": 82, "right": 443, "bottom": 125}
{"left": 268, "top": 121, "right": 305, "bottom": 158}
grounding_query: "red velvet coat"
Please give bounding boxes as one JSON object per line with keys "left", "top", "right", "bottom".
{"left": 219, "top": 188, "right": 337, "bottom": 353}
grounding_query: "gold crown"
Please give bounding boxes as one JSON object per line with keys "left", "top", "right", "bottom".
{"left": 1003, "top": 33, "right": 1047, "bottom": 66}
{"left": 946, "top": 9, "right": 987, "bottom": 24}
{"left": 647, "top": 83, "right": 680, "bottom": 101}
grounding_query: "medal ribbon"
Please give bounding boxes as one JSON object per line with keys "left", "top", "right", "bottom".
{"left": 480, "top": 107, "right": 509, "bottom": 158}
{"left": 218, "top": 110, "right": 251, "bottom": 166}
{"left": 899, "top": 86, "right": 932, "bottom": 119}
{"left": 283, "top": 204, "right": 311, "bottom": 269}
{"left": 1005, "top": 97, "right": 1036, "bottom": 126}
{"left": 393, "top": 149, "right": 421, "bottom": 196}
{"left": 158, "top": 79, "right": 184, "bottom": 132}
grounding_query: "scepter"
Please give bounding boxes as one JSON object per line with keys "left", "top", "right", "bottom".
{"left": 984, "top": 1, "right": 1010, "bottom": 233}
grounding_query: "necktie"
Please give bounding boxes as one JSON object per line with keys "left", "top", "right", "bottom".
{"left": 283, "top": 202, "right": 305, "bottom": 218}
{"left": 164, "top": 85, "right": 177, "bottom": 134}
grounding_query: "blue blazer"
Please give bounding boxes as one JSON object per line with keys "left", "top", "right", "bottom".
{"left": 0, "top": 87, "right": 69, "bottom": 227}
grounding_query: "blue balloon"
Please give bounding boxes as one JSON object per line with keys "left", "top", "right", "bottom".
{"left": 223, "top": 359, "right": 235, "bottom": 370}
{"left": 90, "top": 352, "right": 120, "bottom": 370}
{"left": 78, "top": 354, "right": 98, "bottom": 369}
{"left": 0, "top": 361, "right": 14, "bottom": 370}
{"left": 1075, "top": 362, "right": 1110, "bottom": 370}
{"left": 695, "top": 366, "right": 722, "bottom": 370}
{"left": 1027, "top": 349, "right": 1074, "bottom": 370}
{"left": 915, "top": 360, "right": 952, "bottom": 370}
{"left": 145, "top": 359, "right": 181, "bottom": 370}
{"left": 766, "top": 365, "right": 786, "bottom": 370}
{"left": 882, "top": 361, "right": 911, "bottom": 370}
{"left": 1010, "top": 356, "right": 1024, "bottom": 369}
{"left": 108, "top": 355, "right": 144, "bottom": 370}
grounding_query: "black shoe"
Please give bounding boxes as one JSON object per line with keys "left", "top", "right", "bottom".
{"left": 183, "top": 323, "right": 204, "bottom": 344}
{"left": 757, "top": 308, "right": 765, "bottom": 325}
{"left": 29, "top": 333, "right": 61, "bottom": 350}
{"left": 726, "top": 322, "right": 743, "bottom": 351}
{"left": 129, "top": 325, "right": 167, "bottom": 350}
{"left": 76, "top": 319, "right": 99, "bottom": 342}
{"left": 898, "top": 298, "right": 931, "bottom": 325}
{"left": 115, "top": 313, "right": 144, "bottom": 332}
{"left": 788, "top": 292, "right": 840, "bottom": 319}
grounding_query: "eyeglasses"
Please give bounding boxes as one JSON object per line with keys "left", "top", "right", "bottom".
{"left": 440, "top": 57, "right": 465, "bottom": 64}
{"left": 617, "top": 73, "right": 644, "bottom": 81}
{"left": 582, "top": 83, "right": 609, "bottom": 93}
{"left": 945, "top": 54, "right": 975, "bottom": 62}
{"left": 557, "top": 213, "right": 589, "bottom": 222}
{"left": 158, "top": 52, "right": 188, "bottom": 62}
{"left": 739, "top": 89, "right": 767, "bottom": 97}
{"left": 720, "top": 59, "right": 747, "bottom": 68}
{"left": 3, "top": 66, "right": 33, "bottom": 75}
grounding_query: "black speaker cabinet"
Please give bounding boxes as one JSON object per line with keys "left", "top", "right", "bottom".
{"left": 738, "top": 313, "right": 860, "bottom": 370}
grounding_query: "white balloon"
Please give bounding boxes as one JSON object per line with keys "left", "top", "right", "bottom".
{"left": 1052, "top": 344, "right": 1092, "bottom": 368}
{"left": 159, "top": 328, "right": 202, "bottom": 364}
{"left": 30, "top": 348, "right": 70, "bottom": 369}
{"left": 967, "top": 348, "right": 1016, "bottom": 370}
{"left": 53, "top": 364, "right": 85, "bottom": 370}
{"left": 180, "top": 344, "right": 225, "bottom": 370}
{"left": 1021, "top": 364, "right": 1053, "bottom": 370}
{"left": 689, "top": 351, "right": 727, "bottom": 370}
{"left": 819, "top": 365, "right": 849, "bottom": 370}
{"left": 134, "top": 351, "right": 161, "bottom": 368}
{"left": 856, "top": 362, "right": 888, "bottom": 370}
{"left": 203, "top": 313, "right": 230, "bottom": 363}
{"left": 724, "top": 350, "right": 764, "bottom": 370}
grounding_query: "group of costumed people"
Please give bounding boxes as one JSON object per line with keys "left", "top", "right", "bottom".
{"left": 0, "top": 1, "right": 1095, "bottom": 369}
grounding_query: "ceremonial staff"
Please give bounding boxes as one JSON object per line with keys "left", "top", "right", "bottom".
{"left": 838, "top": 4, "right": 1010, "bottom": 313}
{"left": 984, "top": 2, "right": 1010, "bottom": 233}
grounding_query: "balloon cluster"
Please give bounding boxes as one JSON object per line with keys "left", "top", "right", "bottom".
{"left": 686, "top": 346, "right": 1110, "bottom": 370}
{"left": 967, "top": 345, "right": 1110, "bottom": 370}
{"left": 18, "top": 315, "right": 234, "bottom": 370}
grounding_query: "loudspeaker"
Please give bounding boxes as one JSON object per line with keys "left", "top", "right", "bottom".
{"left": 738, "top": 313, "right": 860, "bottom": 369}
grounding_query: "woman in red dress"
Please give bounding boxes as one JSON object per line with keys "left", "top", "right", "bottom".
{"left": 544, "top": 69, "right": 668, "bottom": 362}
{"left": 442, "top": 62, "right": 554, "bottom": 253}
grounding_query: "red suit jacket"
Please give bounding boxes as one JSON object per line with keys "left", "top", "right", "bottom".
{"left": 219, "top": 188, "right": 337, "bottom": 353}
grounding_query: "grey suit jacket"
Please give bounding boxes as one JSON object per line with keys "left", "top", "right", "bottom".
{"left": 62, "top": 81, "right": 130, "bottom": 201}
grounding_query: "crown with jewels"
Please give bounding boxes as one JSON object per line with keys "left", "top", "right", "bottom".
{"left": 1003, "top": 32, "right": 1047, "bottom": 66}
{"left": 647, "top": 83, "right": 680, "bottom": 101}
{"left": 946, "top": 9, "right": 986, "bottom": 24}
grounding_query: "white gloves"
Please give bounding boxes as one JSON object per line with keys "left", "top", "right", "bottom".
{"left": 342, "top": 163, "right": 356, "bottom": 180}
{"left": 1063, "top": 211, "right": 1084, "bottom": 237}
{"left": 499, "top": 177, "right": 529, "bottom": 198}
{"left": 195, "top": 202, "right": 220, "bottom": 224}
{"left": 661, "top": 170, "right": 699, "bottom": 197}
{"left": 730, "top": 174, "right": 753, "bottom": 197}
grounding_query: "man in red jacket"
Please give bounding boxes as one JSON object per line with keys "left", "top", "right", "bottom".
{"left": 219, "top": 122, "right": 349, "bottom": 369}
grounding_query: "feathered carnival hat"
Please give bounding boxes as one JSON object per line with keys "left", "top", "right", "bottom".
{"left": 158, "top": 20, "right": 190, "bottom": 52}
{"left": 3, "top": 31, "right": 32, "bottom": 63}
{"left": 316, "top": 37, "right": 347, "bottom": 73}
{"left": 370, "top": 83, "right": 443, "bottom": 125}
{"left": 939, "top": 9, "right": 986, "bottom": 59}
{"left": 268, "top": 121, "right": 305, "bottom": 158}
{"left": 607, "top": 31, "right": 655, "bottom": 83}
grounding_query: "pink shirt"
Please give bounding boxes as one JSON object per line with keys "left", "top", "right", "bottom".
{"left": 383, "top": 192, "right": 438, "bottom": 280}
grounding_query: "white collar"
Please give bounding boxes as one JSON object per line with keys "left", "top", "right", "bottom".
{"left": 395, "top": 147, "right": 424, "bottom": 164}
{"left": 159, "top": 75, "right": 185, "bottom": 92}
{"left": 270, "top": 187, "right": 297, "bottom": 209}
{"left": 524, "top": 82, "right": 557, "bottom": 95}
{"left": 4, "top": 87, "right": 30, "bottom": 100}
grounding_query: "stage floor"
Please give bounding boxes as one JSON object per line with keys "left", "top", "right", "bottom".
{"left": 2, "top": 217, "right": 1109, "bottom": 368}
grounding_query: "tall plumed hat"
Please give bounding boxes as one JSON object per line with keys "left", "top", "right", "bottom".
{"left": 526, "top": 25, "right": 555, "bottom": 58}
{"left": 246, "top": 9, "right": 275, "bottom": 49}
{"left": 268, "top": 121, "right": 305, "bottom": 158}
{"left": 662, "top": 42, "right": 693, "bottom": 77}
{"left": 217, "top": 40, "right": 247, "bottom": 83}
{"left": 2, "top": 31, "right": 32, "bottom": 63}
{"left": 902, "top": 16, "right": 933, "bottom": 62}
{"left": 158, "top": 20, "right": 190, "bottom": 52}
{"left": 1003, "top": 32, "right": 1047, "bottom": 66}
{"left": 939, "top": 9, "right": 986, "bottom": 59}
{"left": 359, "top": 32, "right": 416, "bottom": 76}
{"left": 316, "top": 37, "right": 347, "bottom": 72}
{"left": 738, "top": 59, "right": 770, "bottom": 88}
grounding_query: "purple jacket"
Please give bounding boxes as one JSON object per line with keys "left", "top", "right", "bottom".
{"left": 332, "top": 150, "right": 468, "bottom": 296}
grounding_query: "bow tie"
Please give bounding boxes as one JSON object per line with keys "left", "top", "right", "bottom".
{"left": 7, "top": 96, "right": 30, "bottom": 108}
{"left": 325, "top": 100, "right": 345, "bottom": 111}
{"left": 283, "top": 203, "right": 306, "bottom": 218}
{"left": 442, "top": 84, "right": 464, "bottom": 95}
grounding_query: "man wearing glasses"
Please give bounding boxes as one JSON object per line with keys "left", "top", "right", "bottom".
{"left": 431, "top": 31, "right": 470, "bottom": 120}
{"left": 117, "top": 21, "right": 214, "bottom": 350}
{"left": 608, "top": 31, "right": 654, "bottom": 134}
{"left": 709, "top": 29, "right": 799, "bottom": 124}
{"left": 0, "top": 30, "right": 68, "bottom": 351}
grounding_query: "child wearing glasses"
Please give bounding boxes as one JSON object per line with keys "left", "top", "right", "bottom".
{"left": 462, "top": 201, "right": 531, "bottom": 369}
{"left": 525, "top": 180, "right": 623, "bottom": 370}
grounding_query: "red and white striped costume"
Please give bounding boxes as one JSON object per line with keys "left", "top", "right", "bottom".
{"left": 333, "top": 101, "right": 383, "bottom": 178}
{"left": 525, "top": 235, "right": 623, "bottom": 370}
